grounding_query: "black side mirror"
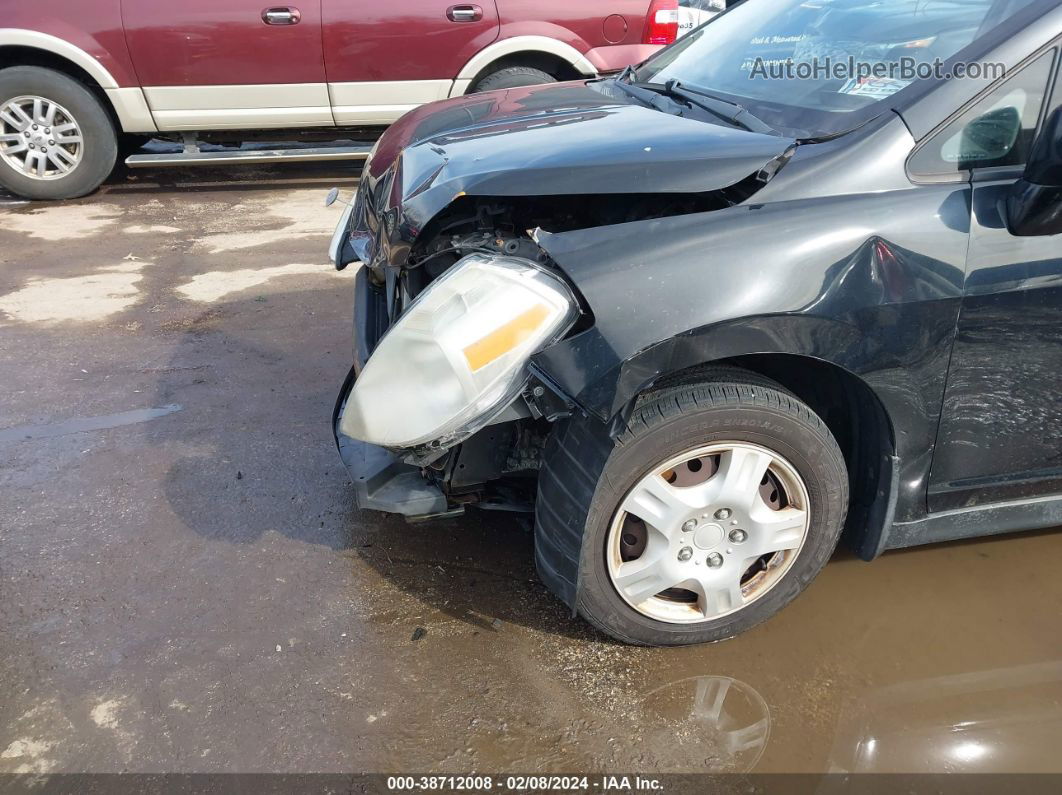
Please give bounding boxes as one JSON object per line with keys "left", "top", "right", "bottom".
{"left": 1005, "top": 105, "right": 1062, "bottom": 237}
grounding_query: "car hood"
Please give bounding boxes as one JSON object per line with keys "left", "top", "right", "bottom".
{"left": 346, "top": 80, "right": 796, "bottom": 271}
{"left": 368, "top": 80, "right": 795, "bottom": 198}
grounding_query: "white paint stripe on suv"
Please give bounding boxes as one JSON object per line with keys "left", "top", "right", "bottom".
{"left": 143, "top": 80, "right": 459, "bottom": 130}
{"left": 143, "top": 83, "right": 334, "bottom": 130}
{"left": 329, "top": 80, "right": 453, "bottom": 124}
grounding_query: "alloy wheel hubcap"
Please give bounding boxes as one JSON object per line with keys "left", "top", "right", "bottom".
{"left": 0, "top": 96, "right": 83, "bottom": 180}
{"left": 606, "top": 441, "right": 810, "bottom": 624}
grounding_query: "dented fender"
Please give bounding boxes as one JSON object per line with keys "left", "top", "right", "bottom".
{"left": 530, "top": 115, "right": 971, "bottom": 527}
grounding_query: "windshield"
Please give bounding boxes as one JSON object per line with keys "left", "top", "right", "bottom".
{"left": 634, "top": 0, "right": 1043, "bottom": 137}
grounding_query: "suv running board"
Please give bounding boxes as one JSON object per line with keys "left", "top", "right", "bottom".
{"left": 125, "top": 145, "right": 373, "bottom": 168}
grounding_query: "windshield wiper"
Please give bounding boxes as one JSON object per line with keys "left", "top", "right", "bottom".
{"left": 634, "top": 79, "right": 775, "bottom": 135}
{"left": 612, "top": 75, "right": 688, "bottom": 117}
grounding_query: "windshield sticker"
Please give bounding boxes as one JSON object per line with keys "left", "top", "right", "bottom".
{"left": 839, "top": 76, "right": 911, "bottom": 99}
{"left": 749, "top": 35, "right": 806, "bottom": 46}
{"left": 741, "top": 57, "right": 794, "bottom": 73}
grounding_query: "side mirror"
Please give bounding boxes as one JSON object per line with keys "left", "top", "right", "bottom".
{"left": 1005, "top": 105, "right": 1062, "bottom": 237}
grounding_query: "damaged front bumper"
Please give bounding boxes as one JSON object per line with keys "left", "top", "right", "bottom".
{"left": 333, "top": 368, "right": 451, "bottom": 518}
{"left": 331, "top": 262, "right": 576, "bottom": 519}
{"left": 331, "top": 267, "right": 450, "bottom": 518}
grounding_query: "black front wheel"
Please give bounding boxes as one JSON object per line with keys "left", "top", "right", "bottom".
{"left": 539, "top": 370, "right": 849, "bottom": 646}
{"left": 0, "top": 66, "right": 117, "bottom": 200}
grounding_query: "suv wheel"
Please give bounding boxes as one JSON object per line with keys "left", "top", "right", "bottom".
{"left": 0, "top": 66, "right": 117, "bottom": 200}
{"left": 542, "top": 372, "right": 849, "bottom": 646}
{"left": 470, "top": 66, "right": 557, "bottom": 93}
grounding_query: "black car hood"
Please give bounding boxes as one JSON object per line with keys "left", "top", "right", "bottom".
{"left": 347, "top": 80, "right": 796, "bottom": 270}
{"left": 369, "top": 80, "right": 794, "bottom": 198}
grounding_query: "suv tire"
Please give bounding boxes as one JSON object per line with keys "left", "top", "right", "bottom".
{"left": 0, "top": 66, "right": 117, "bottom": 200}
{"left": 470, "top": 66, "right": 557, "bottom": 93}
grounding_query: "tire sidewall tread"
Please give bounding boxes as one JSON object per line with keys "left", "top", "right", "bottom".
{"left": 471, "top": 66, "right": 557, "bottom": 93}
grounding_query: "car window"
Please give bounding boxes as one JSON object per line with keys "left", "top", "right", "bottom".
{"left": 909, "top": 47, "right": 1056, "bottom": 177}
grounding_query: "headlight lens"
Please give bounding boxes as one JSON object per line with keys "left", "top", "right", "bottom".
{"left": 339, "top": 253, "right": 579, "bottom": 449}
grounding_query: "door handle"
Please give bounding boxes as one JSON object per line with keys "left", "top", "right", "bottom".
{"left": 262, "top": 6, "right": 301, "bottom": 25}
{"left": 447, "top": 4, "right": 483, "bottom": 22}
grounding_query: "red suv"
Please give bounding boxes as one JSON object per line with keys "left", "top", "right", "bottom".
{"left": 0, "top": 0, "right": 677, "bottom": 200}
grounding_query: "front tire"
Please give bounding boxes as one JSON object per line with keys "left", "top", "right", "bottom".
{"left": 0, "top": 66, "right": 117, "bottom": 200}
{"left": 555, "top": 372, "right": 848, "bottom": 646}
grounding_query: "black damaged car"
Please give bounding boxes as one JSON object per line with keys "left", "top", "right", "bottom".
{"left": 329, "top": 0, "right": 1062, "bottom": 646}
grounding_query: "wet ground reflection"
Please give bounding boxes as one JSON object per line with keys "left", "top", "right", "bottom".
{"left": 638, "top": 676, "right": 771, "bottom": 772}
{"left": 827, "top": 660, "right": 1062, "bottom": 773}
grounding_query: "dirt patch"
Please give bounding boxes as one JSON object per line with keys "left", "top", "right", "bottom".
{"left": 175, "top": 263, "right": 344, "bottom": 303}
{"left": 0, "top": 261, "right": 149, "bottom": 324}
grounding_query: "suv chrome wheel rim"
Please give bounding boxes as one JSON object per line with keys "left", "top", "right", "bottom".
{"left": 606, "top": 442, "right": 810, "bottom": 624}
{"left": 0, "top": 95, "right": 83, "bottom": 180}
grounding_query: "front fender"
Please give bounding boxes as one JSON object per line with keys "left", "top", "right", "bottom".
{"left": 531, "top": 181, "right": 971, "bottom": 526}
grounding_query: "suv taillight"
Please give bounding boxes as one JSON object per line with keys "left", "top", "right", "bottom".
{"left": 644, "top": 0, "right": 679, "bottom": 45}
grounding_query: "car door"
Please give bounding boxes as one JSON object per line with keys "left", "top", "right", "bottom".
{"left": 914, "top": 45, "right": 1062, "bottom": 511}
{"left": 322, "top": 0, "right": 500, "bottom": 124}
{"left": 122, "top": 0, "right": 331, "bottom": 130}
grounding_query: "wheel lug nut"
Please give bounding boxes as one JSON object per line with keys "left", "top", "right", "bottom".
{"left": 32, "top": 124, "right": 38, "bottom": 130}
{"left": 729, "top": 529, "right": 747, "bottom": 543}
{"left": 677, "top": 546, "right": 693, "bottom": 562}
{"left": 48, "top": 140, "right": 54, "bottom": 145}
{"left": 715, "top": 508, "right": 732, "bottom": 520}
{"left": 44, "top": 128, "right": 50, "bottom": 134}
{"left": 23, "top": 131, "right": 30, "bottom": 137}
{"left": 706, "top": 552, "right": 724, "bottom": 568}
{"left": 681, "top": 519, "right": 697, "bottom": 532}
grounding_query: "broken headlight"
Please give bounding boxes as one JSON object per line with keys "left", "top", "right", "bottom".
{"left": 338, "top": 253, "right": 578, "bottom": 450}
